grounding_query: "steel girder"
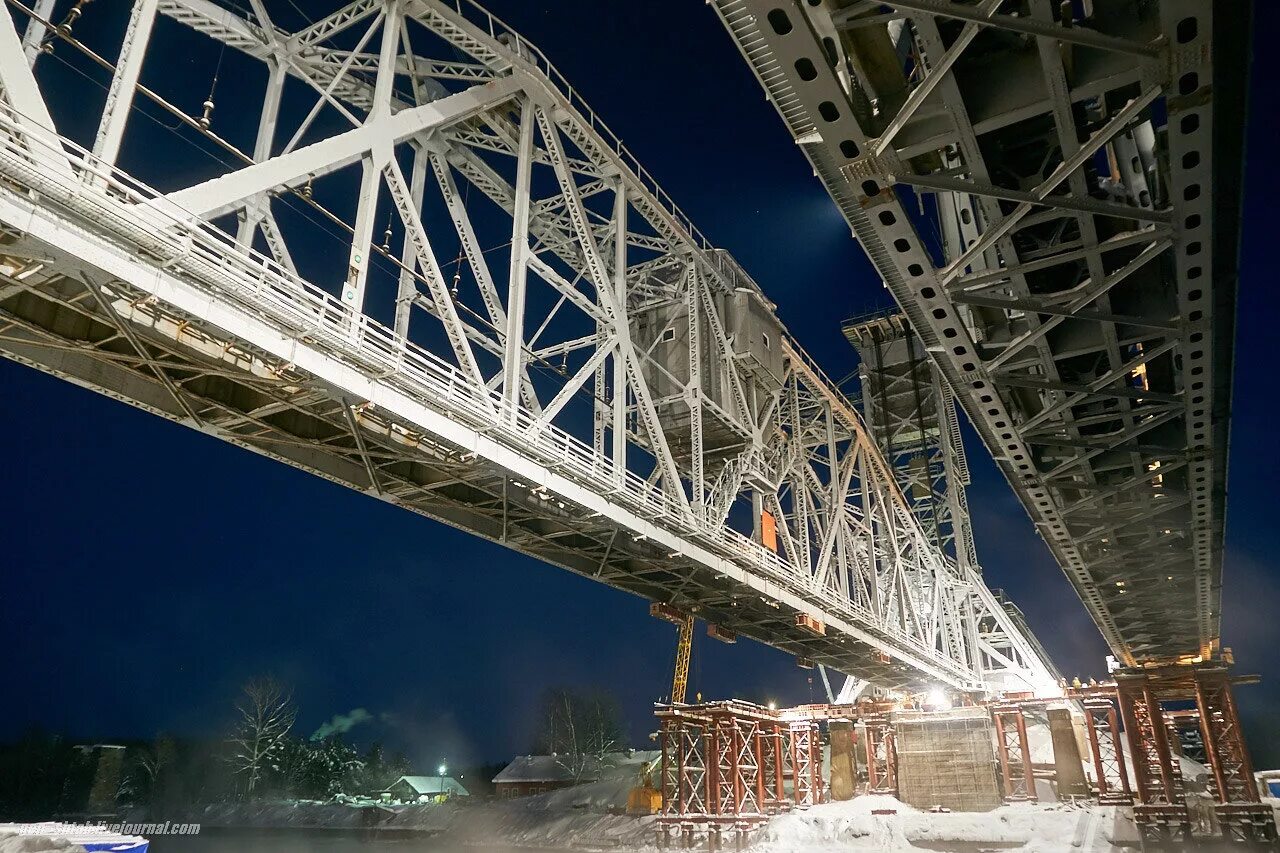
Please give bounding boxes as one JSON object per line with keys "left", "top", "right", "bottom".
{"left": 0, "top": 0, "right": 1056, "bottom": 694}
{"left": 710, "top": 0, "right": 1248, "bottom": 665}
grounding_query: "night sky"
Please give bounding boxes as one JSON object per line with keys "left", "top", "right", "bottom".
{"left": 2, "top": 1, "right": 1277, "bottom": 774}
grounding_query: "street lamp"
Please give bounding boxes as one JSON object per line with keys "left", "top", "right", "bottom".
{"left": 438, "top": 763, "right": 447, "bottom": 803}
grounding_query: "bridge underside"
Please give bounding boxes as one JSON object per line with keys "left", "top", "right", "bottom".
{"left": 713, "top": 0, "right": 1251, "bottom": 665}
{"left": 0, "top": 224, "right": 934, "bottom": 691}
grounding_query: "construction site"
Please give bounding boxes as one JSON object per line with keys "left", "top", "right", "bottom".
{"left": 640, "top": 670, "right": 1277, "bottom": 849}
{"left": 0, "top": 0, "right": 1272, "bottom": 850}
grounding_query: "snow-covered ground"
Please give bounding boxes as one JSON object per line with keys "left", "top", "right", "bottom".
{"left": 172, "top": 786, "right": 1144, "bottom": 851}
{"left": 0, "top": 833, "right": 85, "bottom": 853}
{"left": 753, "top": 795, "right": 1135, "bottom": 852}
{"left": 112, "top": 738, "right": 1241, "bottom": 853}
{"left": 0, "top": 824, "right": 147, "bottom": 853}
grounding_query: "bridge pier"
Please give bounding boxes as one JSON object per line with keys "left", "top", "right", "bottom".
{"left": 655, "top": 700, "right": 822, "bottom": 846}
{"left": 1114, "top": 665, "right": 1277, "bottom": 849}
{"left": 1082, "top": 696, "right": 1134, "bottom": 805}
{"left": 991, "top": 702, "right": 1038, "bottom": 803}
{"left": 860, "top": 707, "right": 898, "bottom": 796}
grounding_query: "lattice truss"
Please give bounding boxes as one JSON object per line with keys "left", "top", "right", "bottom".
{"left": 1082, "top": 697, "right": 1131, "bottom": 804}
{"left": 0, "top": 0, "right": 1055, "bottom": 693}
{"left": 711, "top": 0, "right": 1244, "bottom": 667}
{"left": 845, "top": 311, "right": 977, "bottom": 571}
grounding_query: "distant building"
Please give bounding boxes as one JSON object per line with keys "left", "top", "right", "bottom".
{"left": 492, "top": 751, "right": 660, "bottom": 799}
{"left": 381, "top": 775, "right": 469, "bottom": 803}
{"left": 492, "top": 755, "right": 585, "bottom": 799}
{"left": 76, "top": 744, "right": 127, "bottom": 815}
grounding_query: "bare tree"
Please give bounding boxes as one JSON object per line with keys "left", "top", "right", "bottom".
{"left": 537, "top": 687, "right": 623, "bottom": 782}
{"left": 228, "top": 677, "right": 296, "bottom": 797}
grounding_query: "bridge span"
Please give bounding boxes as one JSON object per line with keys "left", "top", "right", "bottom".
{"left": 0, "top": 0, "right": 1056, "bottom": 694}
{"left": 712, "top": 0, "right": 1249, "bottom": 668}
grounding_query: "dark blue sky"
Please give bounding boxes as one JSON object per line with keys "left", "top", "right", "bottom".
{"left": 1, "top": 1, "right": 1276, "bottom": 772}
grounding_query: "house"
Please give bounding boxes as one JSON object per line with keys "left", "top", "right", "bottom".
{"left": 492, "top": 751, "right": 660, "bottom": 799}
{"left": 381, "top": 775, "right": 470, "bottom": 803}
{"left": 491, "top": 755, "right": 585, "bottom": 799}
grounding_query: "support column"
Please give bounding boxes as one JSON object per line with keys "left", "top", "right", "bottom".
{"left": 862, "top": 713, "right": 898, "bottom": 796}
{"left": 1082, "top": 697, "right": 1132, "bottom": 805}
{"left": 1193, "top": 667, "right": 1278, "bottom": 844}
{"left": 770, "top": 723, "right": 787, "bottom": 811}
{"left": 1116, "top": 671, "right": 1191, "bottom": 845}
{"left": 828, "top": 719, "right": 857, "bottom": 801}
{"left": 656, "top": 709, "right": 710, "bottom": 848}
{"left": 788, "top": 721, "right": 820, "bottom": 808}
{"left": 1048, "top": 707, "right": 1090, "bottom": 798}
{"left": 991, "top": 704, "right": 1036, "bottom": 802}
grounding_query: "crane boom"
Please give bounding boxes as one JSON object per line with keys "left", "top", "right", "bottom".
{"left": 672, "top": 615, "right": 694, "bottom": 704}
{"left": 651, "top": 602, "right": 695, "bottom": 704}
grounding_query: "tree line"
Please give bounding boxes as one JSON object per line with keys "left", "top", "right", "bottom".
{"left": 0, "top": 679, "right": 627, "bottom": 820}
{"left": 0, "top": 677, "right": 411, "bottom": 820}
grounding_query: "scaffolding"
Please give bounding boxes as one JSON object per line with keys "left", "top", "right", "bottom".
{"left": 655, "top": 700, "right": 823, "bottom": 848}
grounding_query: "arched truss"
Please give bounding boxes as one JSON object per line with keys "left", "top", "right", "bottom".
{"left": 0, "top": 0, "right": 1057, "bottom": 694}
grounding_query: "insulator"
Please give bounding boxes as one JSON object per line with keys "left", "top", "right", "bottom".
{"left": 450, "top": 270, "right": 460, "bottom": 298}
{"left": 301, "top": 175, "right": 314, "bottom": 199}
{"left": 381, "top": 226, "right": 392, "bottom": 253}
{"left": 199, "top": 98, "right": 215, "bottom": 130}
{"left": 57, "top": 0, "right": 91, "bottom": 38}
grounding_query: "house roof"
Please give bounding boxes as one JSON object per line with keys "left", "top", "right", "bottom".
{"left": 384, "top": 775, "right": 469, "bottom": 796}
{"left": 492, "top": 750, "right": 661, "bottom": 784}
{"left": 492, "top": 755, "right": 586, "bottom": 784}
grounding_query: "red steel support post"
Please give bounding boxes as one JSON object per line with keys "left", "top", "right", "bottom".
{"left": 861, "top": 714, "right": 897, "bottom": 796}
{"left": 1082, "top": 697, "right": 1133, "bottom": 805}
{"left": 1193, "top": 668, "right": 1278, "bottom": 843}
{"left": 992, "top": 704, "right": 1037, "bottom": 802}
{"left": 1116, "top": 672, "right": 1191, "bottom": 845}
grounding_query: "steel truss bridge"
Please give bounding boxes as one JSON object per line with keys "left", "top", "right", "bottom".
{"left": 713, "top": 0, "right": 1248, "bottom": 667}
{"left": 2, "top": 0, "right": 1066, "bottom": 696}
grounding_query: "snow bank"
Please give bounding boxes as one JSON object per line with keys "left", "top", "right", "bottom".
{"left": 755, "top": 795, "right": 915, "bottom": 851}
{"left": 0, "top": 831, "right": 85, "bottom": 853}
{"left": 750, "top": 796, "right": 1126, "bottom": 853}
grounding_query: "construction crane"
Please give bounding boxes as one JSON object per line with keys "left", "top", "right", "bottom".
{"left": 650, "top": 603, "right": 694, "bottom": 704}
{"left": 629, "top": 602, "right": 696, "bottom": 815}
{"left": 671, "top": 614, "right": 694, "bottom": 704}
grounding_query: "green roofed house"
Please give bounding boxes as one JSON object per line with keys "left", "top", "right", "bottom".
{"left": 381, "top": 775, "right": 470, "bottom": 803}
